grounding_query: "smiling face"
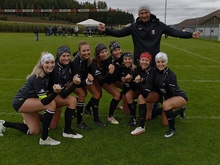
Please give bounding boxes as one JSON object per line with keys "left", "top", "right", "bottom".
{"left": 111, "top": 47, "right": 122, "bottom": 59}
{"left": 59, "top": 52, "right": 71, "bottom": 66}
{"left": 123, "top": 56, "right": 133, "bottom": 68}
{"left": 156, "top": 58, "right": 167, "bottom": 71}
{"left": 99, "top": 49, "right": 109, "bottom": 61}
{"left": 43, "top": 60, "right": 55, "bottom": 74}
{"left": 79, "top": 44, "right": 91, "bottom": 60}
{"left": 139, "top": 10, "right": 151, "bottom": 22}
{"left": 140, "top": 57, "right": 151, "bottom": 70}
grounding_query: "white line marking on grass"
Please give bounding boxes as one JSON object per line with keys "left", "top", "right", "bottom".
{"left": 162, "top": 42, "right": 220, "bottom": 64}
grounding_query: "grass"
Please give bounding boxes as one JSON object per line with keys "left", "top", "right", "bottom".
{"left": 0, "top": 33, "right": 220, "bottom": 165}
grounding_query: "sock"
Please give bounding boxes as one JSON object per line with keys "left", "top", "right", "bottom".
{"left": 127, "top": 102, "right": 136, "bottom": 119}
{"left": 164, "top": 109, "right": 175, "bottom": 130}
{"left": 41, "top": 110, "right": 54, "bottom": 140}
{"left": 3, "top": 122, "right": 29, "bottom": 134}
{"left": 139, "top": 104, "right": 147, "bottom": 128}
{"left": 85, "top": 97, "right": 92, "bottom": 111}
{"left": 152, "top": 107, "right": 162, "bottom": 119}
{"left": 77, "top": 101, "right": 84, "bottom": 124}
{"left": 39, "top": 113, "right": 44, "bottom": 123}
{"left": 173, "top": 107, "right": 185, "bottom": 118}
{"left": 91, "top": 97, "right": 100, "bottom": 122}
{"left": 108, "top": 98, "right": 120, "bottom": 117}
{"left": 64, "top": 107, "right": 75, "bottom": 133}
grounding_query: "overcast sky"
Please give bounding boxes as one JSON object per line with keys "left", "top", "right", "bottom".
{"left": 77, "top": 0, "right": 220, "bottom": 25}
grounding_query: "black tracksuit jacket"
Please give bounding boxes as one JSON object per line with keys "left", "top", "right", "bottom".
{"left": 105, "top": 14, "right": 193, "bottom": 65}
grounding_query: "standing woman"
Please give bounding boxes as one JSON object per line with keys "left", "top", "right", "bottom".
{"left": 49, "top": 46, "right": 83, "bottom": 139}
{"left": 155, "top": 52, "right": 188, "bottom": 138}
{"left": 0, "top": 52, "right": 62, "bottom": 145}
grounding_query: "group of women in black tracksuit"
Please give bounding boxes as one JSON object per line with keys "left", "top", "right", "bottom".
{"left": 0, "top": 40, "right": 188, "bottom": 146}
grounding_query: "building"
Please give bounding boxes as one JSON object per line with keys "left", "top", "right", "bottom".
{"left": 175, "top": 10, "right": 220, "bottom": 39}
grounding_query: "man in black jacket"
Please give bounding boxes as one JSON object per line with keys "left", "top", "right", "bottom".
{"left": 98, "top": 5, "right": 201, "bottom": 66}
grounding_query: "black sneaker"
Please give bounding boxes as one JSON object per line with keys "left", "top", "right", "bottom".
{"left": 84, "top": 108, "right": 93, "bottom": 115}
{"left": 128, "top": 118, "right": 137, "bottom": 127}
{"left": 180, "top": 106, "right": 186, "bottom": 120}
{"left": 76, "top": 122, "right": 91, "bottom": 130}
{"left": 94, "top": 120, "right": 107, "bottom": 127}
{"left": 164, "top": 129, "right": 176, "bottom": 138}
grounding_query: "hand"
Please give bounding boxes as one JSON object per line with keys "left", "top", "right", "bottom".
{"left": 73, "top": 75, "right": 81, "bottom": 84}
{"left": 192, "top": 31, "right": 201, "bottom": 38}
{"left": 53, "top": 84, "right": 62, "bottom": 93}
{"left": 121, "top": 77, "right": 126, "bottom": 83}
{"left": 108, "top": 64, "right": 115, "bottom": 74}
{"left": 135, "top": 75, "right": 141, "bottom": 83}
{"left": 98, "top": 23, "right": 106, "bottom": 32}
{"left": 87, "top": 73, "right": 94, "bottom": 83}
{"left": 125, "top": 74, "right": 132, "bottom": 82}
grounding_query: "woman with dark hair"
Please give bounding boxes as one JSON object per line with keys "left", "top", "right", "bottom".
{"left": 49, "top": 46, "right": 83, "bottom": 139}
{"left": 85, "top": 41, "right": 124, "bottom": 124}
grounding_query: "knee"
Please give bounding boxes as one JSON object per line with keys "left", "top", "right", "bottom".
{"left": 50, "top": 124, "right": 58, "bottom": 130}
{"left": 68, "top": 96, "right": 77, "bottom": 107}
{"left": 77, "top": 93, "right": 87, "bottom": 102}
{"left": 162, "top": 102, "right": 170, "bottom": 111}
{"left": 114, "top": 92, "right": 121, "bottom": 101}
{"left": 47, "top": 101, "right": 56, "bottom": 111}
{"left": 29, "top": 128, "right": 41, "bottom": 135}
{"left": 93, "top": 92, "right": 102, "bottom": 99}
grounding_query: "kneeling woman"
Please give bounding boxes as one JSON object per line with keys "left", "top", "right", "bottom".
{"left": 155, "top": 52, "right": 188, "bottom": 138}
{"left": 0, "top": 52, "right": 62, "bottom": 145}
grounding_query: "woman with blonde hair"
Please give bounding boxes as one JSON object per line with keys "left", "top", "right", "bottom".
{"left": 0, "top": 52, "right": 62, "bottom": 145}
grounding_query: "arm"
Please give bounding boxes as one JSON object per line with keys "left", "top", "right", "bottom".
{"left": 163, "top": 24, "right": 200, "bottom": 39}
{"left": 98, "top": 23, "right": 132, "bottom": 37}
{"left": 39, "top": 84, "right": 61, "bottom": 105}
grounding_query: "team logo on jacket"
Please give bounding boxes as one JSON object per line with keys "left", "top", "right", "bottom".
{"left": 151, "top": 29, "right": 155, "bottom": 35}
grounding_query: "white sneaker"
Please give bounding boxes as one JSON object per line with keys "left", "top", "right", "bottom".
{"left": 0, "top": 120, "right": 6, "bottom": 136}
{"left": 107, "top": 116, "right": 119, "bottom": 124}
{"left": 131, "top": 126, "right": 145, "bottom": 136}
{"left": 62, "top": 130, "right": 83, "bottom": 139}
{"left": 39, "top": 136, "right": 61, "bottom": 145}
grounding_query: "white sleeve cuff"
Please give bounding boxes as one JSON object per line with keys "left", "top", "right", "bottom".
{"left": 86, "top": 78, "right": 93, "bottom": 85}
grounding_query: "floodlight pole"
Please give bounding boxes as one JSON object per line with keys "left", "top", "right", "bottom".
{"left": 164, "top": 0, "right": 167, "bottom": 24}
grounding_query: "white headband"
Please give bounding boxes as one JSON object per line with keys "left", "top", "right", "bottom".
{"left": 155, "top": 52, "right": 168, "bottom": 64}
{"left": 41, "top": 53, "right": 55, "bottom": 64}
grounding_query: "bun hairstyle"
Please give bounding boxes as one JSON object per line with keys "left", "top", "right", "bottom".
{"left": 155, "top": 52, "right": 168, "bottom": 64}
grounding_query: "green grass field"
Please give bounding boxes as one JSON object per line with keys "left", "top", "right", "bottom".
{"left": 0, "top": 33, "right": 220, "bottom": 165}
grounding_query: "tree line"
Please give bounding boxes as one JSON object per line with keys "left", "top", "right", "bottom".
{"left": 0, "top": 0, "right": 135, "bottom": 25}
